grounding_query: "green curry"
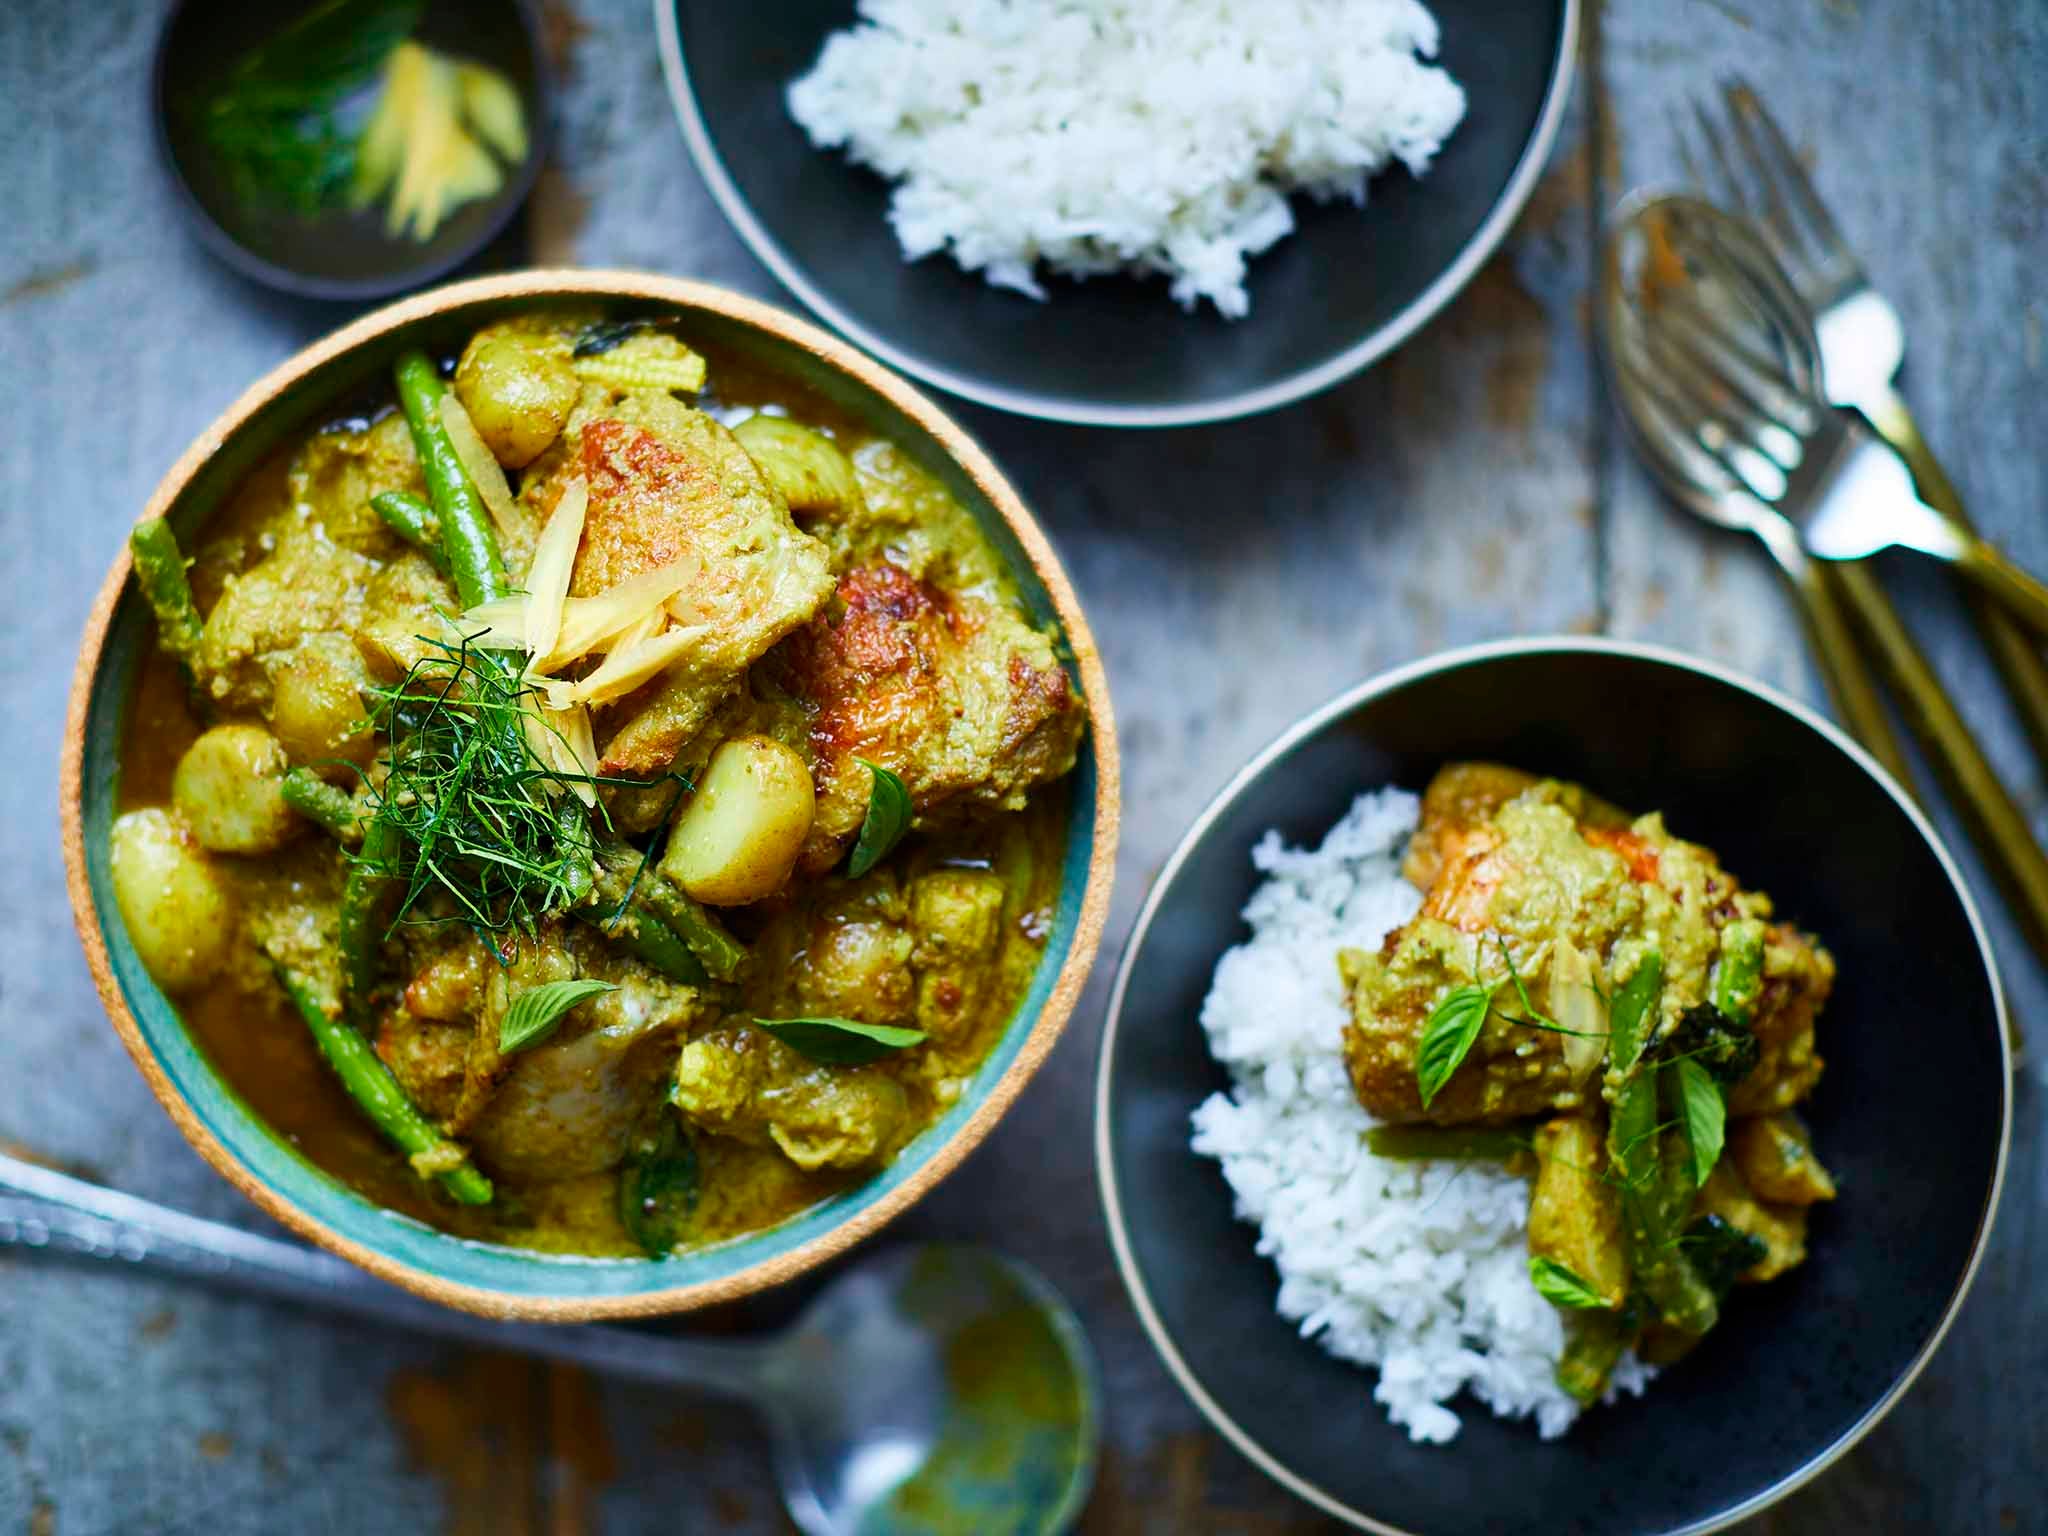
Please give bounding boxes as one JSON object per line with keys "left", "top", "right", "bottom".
{"left": 111, "top": 312, "right": 1083, "bottom": 1257}
{"left": 1344, "top": 764, "right": 1836, "bottom": 1400}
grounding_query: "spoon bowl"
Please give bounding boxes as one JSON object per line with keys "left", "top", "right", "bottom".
{"left": 760, "top": 1245, "right": 1100, "bottom": 1536}
{"left": 0, "top": 1152, "right": 1099, "bottom": 1536}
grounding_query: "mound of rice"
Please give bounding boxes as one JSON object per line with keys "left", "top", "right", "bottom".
{"left": 1190, "top": 789, "right": 1651, "bottom": 1442}
{"left": 787, "top": 0, "right": 1467, "bottom": 318}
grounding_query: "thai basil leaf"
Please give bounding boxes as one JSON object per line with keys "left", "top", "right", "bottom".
{"left": 1416, "top": 981, "right": 1498, "bottom": 1109}
{"left": 1674, "top": 1056, "right": 1727, "bottom": 1187}
{"left": 755, "top": 1016, "right": 927, "bottom": 1066}
{"left": 499, "top": 978, "right": 616, "bottom": 1055}
{"left": 1529, "top": 1255, "right": 1610, "bottom": 1310}
{"left": 846, "top": 759, "right": 912, "bottom": 878}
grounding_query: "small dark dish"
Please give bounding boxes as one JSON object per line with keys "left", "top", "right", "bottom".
{"left": 1096, "top": 639, "right": 2009, "bottom": 1535}
{"left": 154, "top": 0, "right": 548, "bottom": 300}
{"left": 655, "top": 0, "right": 1577, "bottom": 426}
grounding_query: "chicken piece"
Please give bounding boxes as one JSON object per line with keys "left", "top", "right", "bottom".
{"left": 542, "top": 403, "right": 832, "bottom": 775}
{"left": 1402, "top": 762, "right": 1629, "bottom": 891}
{"left": 672, "top": 1026, "right": 910, "bottom": 1171}
{"left": 1729, "top": 1112, "right": 1837, "bottom": 1205}
{"left": 350, "top": 551, "right": 461, "bottom": 684}
{"left": 909, "top": 868, "right": 1009, "bottom": 1042}
{"left": 773, "top": 561, "right": 1084, "bottom": 873}
{"left": 375, "top": 1010, "right": 470, "bottom": 1123}
{"left": 1344, "top": 768, "right": 1834, "bottom": 1125}
{"left": 1728, "top": 923, "right": 1833, "bottom": 1116}
{"left": 748, "top": 869, "right": 918, "bottom": 1028}
{"left": 673, "top": 866, "right": 988, "bottom": 1169}
{"left": 196, "top": 538, "right": 379, "bottom": 710}
{"left": 455, "top": 925, "right": 709, "bottom": 1180}
{"left": 1528, "top": 1116, "right": 1628, "bottom": 1309}
{"left": 287, "top": 413, "right": 425, "bottom": 555}
{"left": 1697, "top": 1159, "right": 1809, "bottom": 1282}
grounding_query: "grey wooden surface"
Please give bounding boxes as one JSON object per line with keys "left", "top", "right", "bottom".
{"left": 2, "top": 0, "right": 2042, "bottom": 1531}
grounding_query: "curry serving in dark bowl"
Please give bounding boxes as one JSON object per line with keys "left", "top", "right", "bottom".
{"left": 1097, "top": 640, "right": 2007, "bottom": 1535}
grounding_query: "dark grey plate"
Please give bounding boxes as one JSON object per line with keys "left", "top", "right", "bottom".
{"left": 154, "top": 0, "right": 547, "bottom": 300}
{"left": 655, "top": 0, "right": 1576, "bottom": 425}
{"left": 1096, "top": 640, "right": 2010, "bottom": 1535}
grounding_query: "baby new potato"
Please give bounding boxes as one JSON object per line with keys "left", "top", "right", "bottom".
{"left": 454, "top": 328, "right": 579, "bottom": 469}
{"left": 172, "top": 724, "right": 299, "bottom": 854}
{"left": 267, "top": 631, "right": 374, "bottom": 770}
{"left": 661, "top": 736, "right": 815, "bottom": 905}
{"left": 109, "top": 808, "right": 237, "bottom": 992}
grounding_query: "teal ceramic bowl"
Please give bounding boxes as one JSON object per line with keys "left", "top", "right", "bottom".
{"left": 62, "top": 272, "right": 1118, "bottom": 1320}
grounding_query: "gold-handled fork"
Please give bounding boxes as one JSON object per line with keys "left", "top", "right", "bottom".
{"left": 1679, "top": 79, "right": 2048, "bottom": 770}
{"left": 1605, "top": 193, "right": 2048, "bottom": 1007}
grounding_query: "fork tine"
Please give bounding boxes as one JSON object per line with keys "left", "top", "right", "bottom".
{"left": 1694, "top": 93, "right": 1805, "bottom": 261}
{"left": 1670, "top": 104, "right": 1708, "bottom": 195}
{"left": 1723, "top": 78, "right": 1858, "bottom": 277}
{"left": 1684, "top": 99, "right": 1743, "bottom": 206}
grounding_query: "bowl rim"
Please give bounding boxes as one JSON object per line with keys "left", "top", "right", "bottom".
{"left": 1093, "top": 635, "right": 2011, "bottom": 1535}
{"left": 652, "top": 0, "right": 1581, "bottom": 429}
{"left": 150, "top": 0, "right": 553, "bottom": 302}
{"left": 60, "top": 267, "right": 1121, "bottom": 1321}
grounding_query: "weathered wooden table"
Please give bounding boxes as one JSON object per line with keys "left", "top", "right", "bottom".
{"left": 4, "top": 1, "right": 2042, "bottom": 1530}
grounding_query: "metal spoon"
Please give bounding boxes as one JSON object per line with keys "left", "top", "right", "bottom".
{"left": 0, "top": 1153, "right": 1099, "bottom": 1536}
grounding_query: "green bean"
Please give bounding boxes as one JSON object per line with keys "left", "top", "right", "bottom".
{"left": 339, "top": 818, "right": 398, "bottom": 1026}
{"left": 576, "top": 903, "right": 707, "bottom": 986}
{"left": 1606, "top": 951, "right": 1662, "bottom": 1070}
{"left": 627, "top": 863, "right": 749, "bottom": 982}
{"left": 128, "top": 517, "right": 204, "bottom": 664}
{"left": 281, "top": 767, "right": 361, "bottom": 845}
{"left": 1604, "top": 951, "right": 1719, "bottom": 1334}
{"left": 272, "top": 963, "right": 491, "bottom": 1206}
{"left": 369, "top": 490, "right": 449, "bottom": 576}
{"left": 1556, "top": 1311, "right": 1633, "bottom": 1405}
{"left": 393, "top": 349, "right": 506, "bottom": 609}
{"left": 1365, "top": 1124, "right": 1533, "bottom": 1161}
{"left": 1711, "top": 919, "right": 1767, "bottom": 1026}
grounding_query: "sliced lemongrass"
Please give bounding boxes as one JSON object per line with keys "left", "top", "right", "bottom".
{"left": 559, "top": 626, "right": 704, "bottom": 707}
{"left": 522, "top": 477, "right": 586, "bottom": 664}
{"left": 546, "top": 703, "right": 600, "bottom": 805}
{"left": 438, "top": 392, "right": 522, "bottom": 539}
{"left": 539, "top": 556, "right": 700, "bottom": 673}
{"left": 457, "top": 595, "right": 529, "bottom": 649}
{"left": 599, "top": 607, "right": 666, "bottom": 655}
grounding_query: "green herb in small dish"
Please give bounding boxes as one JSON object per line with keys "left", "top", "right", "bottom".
{"left": 195, "top": 0, "right": 527, "bottom": 242}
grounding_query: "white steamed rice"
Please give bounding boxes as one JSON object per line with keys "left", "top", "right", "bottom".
{"left": 1189, "top": 789, "right": 1652, "bottom": 1442}
{"left": 787, "top": 0, "right": 1467, "bottom": 318}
